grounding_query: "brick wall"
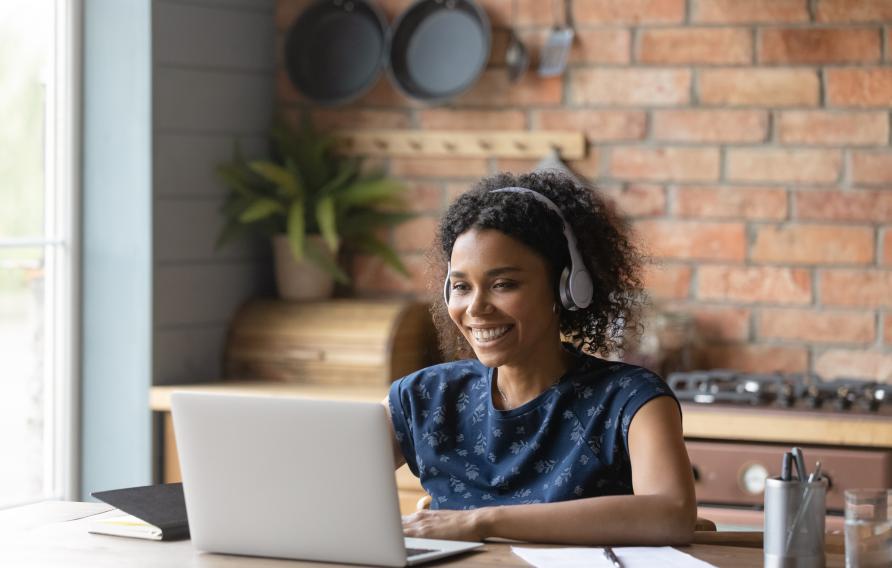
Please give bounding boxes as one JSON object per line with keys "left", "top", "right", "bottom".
{"left": 275, "top": 0, "right": 892, "bottom": 381}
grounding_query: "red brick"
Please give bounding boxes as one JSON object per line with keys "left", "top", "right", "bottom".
{"left": 567, "top": 151, "right": 602, "bottom": 179}
{"left": 726, "top": 149, "right": 841, "bottom": 183}
{"left": 599, "top": 184, "right": 666, "bottom": 218}
{"left": 796, "top": 190, "right": 892, "bottom": 223}
{"left": 610, "top": 147, "right": 720, "bottom": 182}
{"left": 353, "top": 79, "right": 418, "bottom": 107}
{"left": 688, "top": 306, "right": 751, "bottom": 342}
{"left": 538, "top": 110, "right": 646, "bottom": 142}
{"left": 821, "top": 270, "right": 892, "bottom": 308}
{"left": 641, "top": 263, "right": 692, "bottom": 300}
{"left": 698, "top": 266, "right": 812, "bottom": 304}
{"left": 884, "top": 313, "right": 892, "bottom": 345}
{"left": 816, "top": 0, "right": 892, "bottom": 23}
{"left": 392, "top": 216, "right": 439, "bottom": 253}
{"left": 634, "top": 220, "right": 746, "bottom": 261}
{"left": 488, "top": 28, "right": 510, "bottom": 66}
{"left": 494, "top": 158, "right": 540, "bottom": 174}
{"left": 694, "top": 0, "right": 809, "bottom": 23}
{"left": 759, "top": 308, "right": 876, "bottom": 344}
{"left": 570, "top": 29, "right": 631, "bottom": 65}
{"left": 351, "top": 253, "right": 428, "bottom": 296}
{"left": 306, "top": 109, "right": 412, "bottom": 130}
{"left": 751, "top": 224, "right": 875, "bottom": 265}
{"left": 573, "top": 0, "right": 685, "bottom": 24}
{"left": 446, "top": 182, "right": 473, "bottom": 203}
{"left": 652, "top": 110, "right": 768, "bottom": 143}
{"left": 403, "top": 182, "right": 444, "bottom": 213}
{"left": 778, "top": 111, "right": 889, "bottom": 145}
{"left": 696, "top": 344, "right": 808, "bottom": 374}
{"left": 417, "top": 109, "right": 526, "bottom": 131}
{"left": 390, "top": 157, "right": 488, "bottom": 179}
{"left": 827, "top": 68, "right": 892, "bottom": 107}
{"left": 676, "top": 186, "right": 788, "bottom": 220}
{"left": 852, "top": 151, "right": 892, "bottom": 184}
{"left": 814, "top": 350, "right": 892, "bottom": 382}
{"left": 275, "top": 0, "right": 313, "bottom": 30}
{"left": 884, "top": 230, "right": 892, "bottom": 265}
{"left": 759, "top": 28, "right": 881, "bottom": 64}
{"left": 699, "top": 69, "right": 819, "bottom": 107}
{"left": 571, "top": 69, "right": 691, "bottom": 106}
{"left": 476, "top": 0, "right": 511, "bottom": 26}
{"left": 514, "top": 0, "right": 550, "bottom": 25}
{"left": 639, "top": 28, "right": 752, "bottom": 65}
{"left": 457, "top": 69, "right": 562, "bottom": 107}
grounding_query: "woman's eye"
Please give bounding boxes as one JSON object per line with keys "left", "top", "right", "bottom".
{"left": 451, "top": 282, "right": 470, "bottom": 293}
{"left": 494, "top": 281, "right": 517, "bottom": 290}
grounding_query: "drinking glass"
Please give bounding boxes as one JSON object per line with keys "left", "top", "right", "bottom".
{"left": 845, "top": 489, "right": 892, "bottom": 568}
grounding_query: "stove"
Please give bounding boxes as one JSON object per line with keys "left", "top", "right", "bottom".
{"left": 663, "top": 370, "right": 892, "bottom": 530}
{"left": 667, "top": 370, "right": 891, "bottom": 414}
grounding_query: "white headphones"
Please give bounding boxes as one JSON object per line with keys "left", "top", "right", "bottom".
{"left": 443, "top": 187, "right": 594, "bottom": 311}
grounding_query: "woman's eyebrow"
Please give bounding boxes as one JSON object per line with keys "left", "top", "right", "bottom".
{"left": 449, "top": 266, "right": 523, "bottom": 278}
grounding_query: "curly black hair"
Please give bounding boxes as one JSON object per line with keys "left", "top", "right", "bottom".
{"left": 428, "top": 170, "right": 644, "bottom": 360}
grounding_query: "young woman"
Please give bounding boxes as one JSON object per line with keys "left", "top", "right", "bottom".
{"left": 382, "top": 171, "right": 696, "bottom": 545}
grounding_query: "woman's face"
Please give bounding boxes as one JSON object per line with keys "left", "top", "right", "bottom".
{"left": 446, "top": 228, "right": 561, "bottom": 369}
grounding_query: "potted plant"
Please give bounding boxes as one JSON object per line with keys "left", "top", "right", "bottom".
{"left": 215, "top": 117, "right": 413, "bottom": 300}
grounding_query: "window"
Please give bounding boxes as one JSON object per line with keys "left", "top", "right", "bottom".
{"left": 0, "top": 0, "right": 80, "bottom": 507}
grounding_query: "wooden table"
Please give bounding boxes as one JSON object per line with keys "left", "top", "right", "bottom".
{"left": 0, "top": 501, "right": 846, "bottom": 567}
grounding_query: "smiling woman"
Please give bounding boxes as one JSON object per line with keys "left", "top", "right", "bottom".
{"left": 381, "top": 171, "right": 697, "bottom": 546}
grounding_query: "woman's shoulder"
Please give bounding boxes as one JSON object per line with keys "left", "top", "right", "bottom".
{"left": 570, "top": 355, "right": 671, "bottom": 398}
{"left": 392, "top": 359, "right": 488, "bottom": 396}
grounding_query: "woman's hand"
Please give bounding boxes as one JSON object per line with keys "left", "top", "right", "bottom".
{"left": 401, "top": 508, "right": 491, "bottom": 542}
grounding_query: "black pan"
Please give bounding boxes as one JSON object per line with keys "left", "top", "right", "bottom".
{"left": 389, "top": 0, "right": 491, "bottom": 103}
{"left": 284, "top": 0, "right": 388, "bottom": 105}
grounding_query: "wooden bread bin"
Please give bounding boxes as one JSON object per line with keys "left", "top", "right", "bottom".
{"left": 224, "top": 298, "right": 439, "bottom": 385}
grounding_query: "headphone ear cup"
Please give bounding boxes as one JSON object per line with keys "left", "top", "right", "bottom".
{"left": 558, "top": 266, "right": 575, "bottom": 311}
{"left": 443, "top": 263, "right": 451, "bottom": 305}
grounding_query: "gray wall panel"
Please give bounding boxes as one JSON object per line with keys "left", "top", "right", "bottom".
{"left": 154, "top": 2, "right": 274, "bottom": 70}
{"left": 154, "top": 133, "right": 266, "bottom": 197}
{"left": 155, "top": 262, "right": 266, "bottom": 327}
{"left": 154, "top": 326, "right": 228, "bottom": 385}
{"left": 154, "top": 198, "right": 267, "bottom": 262}
{"left": 155, "top": 67, "right": 272, "bottom": 133}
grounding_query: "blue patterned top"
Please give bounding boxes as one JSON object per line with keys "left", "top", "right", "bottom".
{"left": 387, "top": 349, "right": 678, "bottom": 510}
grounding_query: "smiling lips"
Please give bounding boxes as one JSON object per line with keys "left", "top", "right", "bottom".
{"left": 470, "top": 325, "right": 512, "bottom": 343}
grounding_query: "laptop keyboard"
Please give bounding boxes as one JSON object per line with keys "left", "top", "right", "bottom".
{"left": 406, "top": 547, "right": 439, "bottom": 557}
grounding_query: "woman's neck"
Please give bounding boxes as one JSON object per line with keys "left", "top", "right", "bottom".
{"left": 495, "top": 343, "right": 574, "bottom": 408}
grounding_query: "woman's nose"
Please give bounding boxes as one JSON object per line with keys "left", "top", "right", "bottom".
{"left": 466, "top": 290, "right": 492, "bottom": 316}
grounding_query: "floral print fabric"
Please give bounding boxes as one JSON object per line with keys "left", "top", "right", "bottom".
{"left": 387, "top": 351, "right": 678, "bottom": 510}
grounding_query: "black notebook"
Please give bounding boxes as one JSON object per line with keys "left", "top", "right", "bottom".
{"left": 89, "top": 482, "right": 189, "bottom": 541}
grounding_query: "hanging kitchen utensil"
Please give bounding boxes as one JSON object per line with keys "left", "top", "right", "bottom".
{"left": 389, "top": 0, "right": 491, "bottom": 103}
{"left": 284, "top": 0, "right": 388, "bottom": 105}
{"left": 538, "top": 0, "right": 574, "bottom": 77}
{"left": 505, "top": 1, "right": 529, "bottom": 83}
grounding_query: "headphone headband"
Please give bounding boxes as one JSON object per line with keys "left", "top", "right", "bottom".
{"left": 443, "top": 186, "right": 594, "bottom": 311}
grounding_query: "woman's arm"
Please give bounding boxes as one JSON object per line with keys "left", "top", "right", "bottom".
{"left": 381, "top": 397, "right": 407, "bottom": 470}
{"left": 402, "top": 396, "right": 697, "bottom": 545}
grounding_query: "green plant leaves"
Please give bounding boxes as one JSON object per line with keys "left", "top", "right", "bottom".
{"left": 287, "top": 200, "right": 305, "bottom": 261}
{"left": 354, "top": 234, "right": 409, "bottom": 276}
{"left": 305, "top": 237, "right": 349, "bottom": 284}
{"left": 239, "top": 198, "right": 284, "bottom": 222}
{"left": 315, "top": 196, "right": 338, "bottom": 252}
{"left": 337, "top": 178, "right": 405, "bottom": 208}
{"left": 249, "top": 161, "right": 301, "bottom": 197}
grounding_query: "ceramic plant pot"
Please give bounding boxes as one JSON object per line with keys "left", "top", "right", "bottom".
{"left": 272, "top": 234, "right": 336, "bottom": 301}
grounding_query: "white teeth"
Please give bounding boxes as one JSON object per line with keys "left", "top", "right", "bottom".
{"left": 471, "top": 326, "right": 510, "bottom": 342}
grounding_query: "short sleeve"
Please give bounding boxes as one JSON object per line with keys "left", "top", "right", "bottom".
{"left": 618, "top": 369, "right": 681, "bottom": 453}
{"left": 388, "top": 375, "right": 420, "bottom": 476}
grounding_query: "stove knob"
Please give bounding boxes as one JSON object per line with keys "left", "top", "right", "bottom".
{"left": 739, "top": 463, "right": 769, "bottom": 495}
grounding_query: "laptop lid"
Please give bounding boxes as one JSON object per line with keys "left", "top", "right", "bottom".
{"left": 171, "top": 392, "right": 408, "bottom": 567}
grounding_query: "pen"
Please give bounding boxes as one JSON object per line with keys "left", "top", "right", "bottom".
{"left": 781, "top": 452, "right": 792, "bottom": 481}
{"left": 791, "top": 447, "right": 808, "bottom": 481}
{"left": 603, "top": 546, "right": 623, "bottom": 568}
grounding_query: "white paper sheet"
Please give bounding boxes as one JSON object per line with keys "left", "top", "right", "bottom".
{"left": 511, "top": 545, "right": 718, "bottom": 568}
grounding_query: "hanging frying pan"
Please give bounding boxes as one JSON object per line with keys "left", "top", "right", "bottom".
{"left": 284, "top": 0, "right": 388, "bottom": 105}
{"left": 389, "top": 0, "right": 491, "bottom": 103}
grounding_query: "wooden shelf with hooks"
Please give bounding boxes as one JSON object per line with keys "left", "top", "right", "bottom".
{"left": 332, "top": 129, "right": 586, "bottom": 159}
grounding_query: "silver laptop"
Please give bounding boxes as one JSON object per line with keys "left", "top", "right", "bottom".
{"left": 170, "top": 392, "right": 483, "bottom": 567}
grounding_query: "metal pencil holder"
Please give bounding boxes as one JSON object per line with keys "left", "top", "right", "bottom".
{"left": 764, "top": 476, "right": 827, "bottom": 568}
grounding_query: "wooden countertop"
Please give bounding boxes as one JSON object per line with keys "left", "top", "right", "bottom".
{"left": 150, "top": 382, "right": 892, "bottom": 448}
